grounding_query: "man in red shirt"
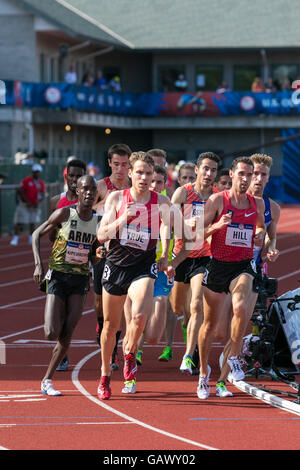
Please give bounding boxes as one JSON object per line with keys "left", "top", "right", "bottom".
{"left": 197, "top": 157, "right": 265, "bottom": 399}
{"left": 10, "top": 164, "right": 45, "bottom": 246}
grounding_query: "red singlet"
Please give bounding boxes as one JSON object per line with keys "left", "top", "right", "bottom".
{"left": 174, "top": 183, "right": 214, "bottom": 259}
{"left": 211, "top": 190, "right": 257, "bottom": 262}
{"left": 56, "top": 192, "right": 77, "bottom": 209}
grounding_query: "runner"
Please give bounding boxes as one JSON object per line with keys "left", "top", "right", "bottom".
{"left": 93, "top": 143, "right": 131, "bottom": 370}
{"left": 96, "top": 151, "right": 188, "bottom": 399}
{"left": 173, "top": 162, "right": 197, "bottom": 346}
{"left": 213, "top": 168, "right": 232, "bottom": 192}
{"left": 197, "top": 156, "right": 265, "bottom": 399}
{"left": 134, "top": 165, "right": 175, "bottom": 365}
{"left": 169, "top": 152, "right": 221, "bottom": 375}
{"left": 216, "top": 153, "right": 280, "bottom": 397}
{"left": 32, "top": 175, "right": 99, "bottom": 396}
{"left": 49, "top": 158, "right": 87, "bottom": 371}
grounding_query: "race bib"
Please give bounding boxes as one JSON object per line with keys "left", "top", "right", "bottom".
{"left": 120, "top": 224, "right": 150, "bottom": 251}
{"left": 192, "top": 201, "right": 204, "bottom": 217}
{"left": 225, "top": 223, "right": 253, "bottom": 248}
{"left": 65, "top": 241, "right": 90, "bottom": 264}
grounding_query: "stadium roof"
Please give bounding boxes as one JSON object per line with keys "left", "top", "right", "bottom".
{"left": 18, "top": 0, "right": 300, "bottom": 50}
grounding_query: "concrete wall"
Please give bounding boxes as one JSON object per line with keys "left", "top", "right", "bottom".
{"left": 0, "top": 0, "right": 37, "bottom": 81}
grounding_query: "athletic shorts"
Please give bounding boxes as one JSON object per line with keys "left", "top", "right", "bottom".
{"left": 13, "top": 203, "right": 41, "bottom": 225}
{"left": 175, "top": 256, "right": 210, "bottom": 284}
{"left": 202, "top": 257, "right": 257, "bottom": 294}
{"left": 93, "top": 258, "right": 105, "bottom": 295}
{"left": 46, "top": 269, "right": 90, "bottom": 301}
{"left": 102, "top": 259, "right": 157, "bottom": 296}
{"left": 153, "top": 271, "right": 174, "bottom": 297}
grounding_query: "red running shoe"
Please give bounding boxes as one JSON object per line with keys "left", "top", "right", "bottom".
{"left": 123, "top": 353, "right": 137, "bottom": 381}
{"left": 97, "top": 376, "right": 111, "bottom": 400}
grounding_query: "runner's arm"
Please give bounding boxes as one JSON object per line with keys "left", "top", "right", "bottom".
{"left": 264, "top": 199, "right": 281, "bottom": 262}
{"left": 32, "top": 207, "right": 71, "bottom": 283}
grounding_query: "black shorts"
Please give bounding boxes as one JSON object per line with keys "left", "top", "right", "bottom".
{"left": 46, "top": 270, "right": 90, "bottom": 301}
{"left": 202, "top": 258, "right": 257, "bottom": 294}
{"left": 102, "top": 259, "right": 157, "bottom": 296}
{"left": 175, "top": 256, "right": 210, "bottom": 284}
{"left": 93, "top": 258, "right": 106, "bottom": 295}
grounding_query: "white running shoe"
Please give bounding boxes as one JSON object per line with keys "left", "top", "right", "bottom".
{"left": 227, "top": 356, "right": 245, "bottom": 381}
{"left": 10, "top": 236, "right": 19, "bottom": 246}
{"left": 197, "top": 365, "right": 211, "bottom": 400}
{"left": 41, "top": 379, "right": 62, "bottom": 396}
{"left": 180, "top": 354, "right": 194, "bottom": 375}
{"left": 121, "top": 379, "right": 136, "bottom": 394}
{"left": 216, "top": 380, "right": 233, "bottom": 397}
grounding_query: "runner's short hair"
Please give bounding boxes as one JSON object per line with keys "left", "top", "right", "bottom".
{"left": 178, "top": 162, "right": 196, "bottom": 178}
{"left": 196, "top": 152, "right": 221, "bottom": 168}
{"left": 215, "top": 168, "right": 230, "bottom": 182}
{"left": 108, "top": 143, "right": 132, "bottom": 161}
{"left": 250, "top": 153, "right": 273, "bottom": 168}
{"left": 153, "top": 164, "right": 168, "bottom": 183}
{"left": 129, "top": 151, "right": 155, "bottom": 169}
{"left": 147, "top": 148, "right": 167, "bottom": 161}
{"left": 67, "top": 159, "right": 87, "bottom": 173}
{"left": 231, "top": 156, "right": 254, "bottom": 171}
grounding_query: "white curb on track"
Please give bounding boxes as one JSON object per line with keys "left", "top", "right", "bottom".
{"left": 228, "top": 376, "right": 300, "bottom": 417}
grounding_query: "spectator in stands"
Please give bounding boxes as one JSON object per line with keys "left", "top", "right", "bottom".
{"left": 65, "top": 65, "right": 77, "bottom": 84}
{"left": 174, "top": 74, "right": 188, "bottom": 91}
{"left": 94, "top": 70, "right": 108, "bottom": 90}
{"left": 216, "top": 81, "right": 231, "bottom": 93}
{"left": 109, "top": 76, "right": 122, "bottom": 92}
{"left": 0, "top": 172, "right": 6, "bottom": 185}
{"left": 265, "top": 77, "right": 276, "bottom": 93}
{"left": 281, "top": 77, "right": 291, "bottom": 90}
{"left": 82, "top": 69, "right": 94, "bottom": 86}
{"left": 10, "top": 164, "right": 45, "bottom": 246}
{"left": 251, "top": 77, "right": 265, "bottom": 92}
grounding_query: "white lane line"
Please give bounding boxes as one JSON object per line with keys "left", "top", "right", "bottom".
{"left": 278, "top": 268, "right": 300, "bottom": 281}
{"left": 0, "top": 263, "right": 33, "bottom": 272}
{"left": 72, "top": 349, "right": 218, "bottom": 451}
{"left": 0, "top": 309, "right": 94, "bottom": 341}
{"left": 0, "top": 278, "right": 32, "bottom": 288}
{"left": 0, "top": 296, "right": 45, "bottom": 311}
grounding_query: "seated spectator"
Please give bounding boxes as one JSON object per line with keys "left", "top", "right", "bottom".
{"left": 93, "top": 70, "right": 107, "bottom": 89}
{"left": 251, "top": 77, "right": 265, "bottom": 92}
{"left": 265, "top": 77, "right": 275, "bottom": 93}
{"left": 82, "top": 69, "right": 94, "bottom": 86}
{"left": 174, "top": 74, "right": 188, "bottom": 91}
{"left": 109, "top": 75, "right": 122, "bottom": 92}
{"left": 65, "top": 65, "right": 77, "bottom": 84}
{"left": 216, "top": 81, "right": 231, "bottom": 93}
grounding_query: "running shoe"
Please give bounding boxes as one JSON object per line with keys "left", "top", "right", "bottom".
{"left": 110, "top": 352, "right": 119, "bottom": 371}
{"left": 97, "top": 376, "right": 111, "bottom": 400}
{"left": 41, "top": 379, "right": 62, "bottom": 396}
{"left": 136, "top": 349, "right": 143, "bottom": 366}
{"left": 158, "top": 346, "right": 173, "bottom": 362}
{"left": 56, "top": 355, "right": 69, "bottom": 371}
{"left": 10, "top": 236, "right": 18, "bottom": 246}
{"left": 122, "top": 379, "right": 136, "bottom": 394}
{"left": 197, "top": 365, "right": 211, "bottom": 400}
{"left": 227, "top": 356, "right": 245, "bottom": 381}
{"left": 180, "top": 354, "right": 195, "bottom": 374}
{"left": 216, "top": 380, "right": 233, "bottom": 397}
{"left": 123, "top": 353, "right": 137, "bottom": 381}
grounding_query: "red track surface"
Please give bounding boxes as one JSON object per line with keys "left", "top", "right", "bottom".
{"left": 0, "top": 205, "right": 300, "bottom": 451}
